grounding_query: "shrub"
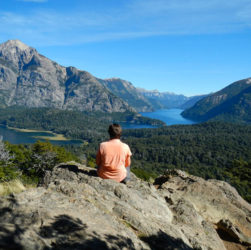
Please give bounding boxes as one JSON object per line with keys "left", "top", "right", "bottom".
{"left": 5, "top": 140, "right": 79, "bottom": 183}
{"left": 0, "top": 136, "right": 20, "bottom": 182}
{"left": 132, "top": 168, "right": 158, "bottom": 181}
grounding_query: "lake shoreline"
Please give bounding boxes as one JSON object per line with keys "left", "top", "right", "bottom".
{"left": 140, "top": 108, "right": 196, "bottom": 126}
{"left": 0, "top": 109, "right": 197, "bottom": 144}
{"left": 6, "top": 126, "right": 71, "bottom": 141}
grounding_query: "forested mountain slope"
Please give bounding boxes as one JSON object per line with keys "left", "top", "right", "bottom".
{"left": 0, "top": 106, "right": 164, "bottom": 141}
{"left": 0, "top": 150, "right": 250, "bottom": 249}
{"left": 182, "top": 78, "right": 251, "bottom": 123}
{"left": 99, "top": 78, "right": 154, "bottom": 112}
{"left": 82, "top": 122, "right": 251, "bottom": 202}
{"left": 180, "top": 94, "right": 208, "bottom": 109}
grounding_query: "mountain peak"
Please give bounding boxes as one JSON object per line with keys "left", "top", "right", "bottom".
{"left": 0, "top": 40, "right": 132, "bottom": 113}
{"left": 104, "top": 77, "right": 121, "bottom": 81}
{"left": 246, "top": 78, "right": 251, "bottom": 84}
{"left": 1, "top": 39, "right": 30, "bottom": 51}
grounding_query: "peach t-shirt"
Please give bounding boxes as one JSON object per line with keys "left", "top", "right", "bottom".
{"left": 96, "top": 139, "right": 132, "bottom": 182}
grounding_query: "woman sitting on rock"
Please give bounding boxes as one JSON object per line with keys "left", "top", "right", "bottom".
{"left": 96, "top": 124, "right": 132, "bottom": 183}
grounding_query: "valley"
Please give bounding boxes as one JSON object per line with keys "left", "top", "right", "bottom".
{"left": 0, "top": 39, "right": 250, "bottom": 204}
{"left": 1, "top": 0, "right": 251, "bottom": 248}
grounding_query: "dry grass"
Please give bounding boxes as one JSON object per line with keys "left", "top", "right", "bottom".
{"left": 33, "top": 133, "right": 70, "bottom": 141}
{"left": 7, "top": 126, "right": 70, "bottom": 141}
{"left": 0, "top": 179, "right": 26, "bottom": 196}
{"left": 8, "top": 126, "right": 50, "bottom": 133}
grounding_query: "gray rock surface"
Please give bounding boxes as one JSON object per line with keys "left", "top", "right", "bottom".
{"left": 2, "top": 163, "right": 250, "bottom": 249}
{"left": 155, "top": 169, "right": 251, "bottom": 249}
{"left": 0, "top": 40, "right": 133, "bottom": 112}
{"left": 217, "top": 219, "right": 251, "bottom": 246}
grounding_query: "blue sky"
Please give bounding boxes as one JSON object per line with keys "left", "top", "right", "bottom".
{"left": 1, "top": 0, "right": 251, "bottom": 96}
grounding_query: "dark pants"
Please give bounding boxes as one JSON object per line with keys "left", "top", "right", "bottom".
{"left": 121, "top": 166, "right": 131, "bottom": 183}
{"left": 97, "top": 166, "right": 131, "bottom": 183}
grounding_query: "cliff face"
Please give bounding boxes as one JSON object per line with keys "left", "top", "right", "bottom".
{"left": 0, "top": 40, "right": 133, "bottom": 112}
{"left": 0, "top": 163, "right": 250, "bottom": 250}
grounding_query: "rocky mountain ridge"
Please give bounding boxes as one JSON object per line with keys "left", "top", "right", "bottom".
{"left": 0, "top": 162, "right": 250, "bottom": 249}
{"left": 137, "top": 88, "right": 206, "bottom": 110}
{"left": 0, "top": 40, "right": 133, "bottom": 112}
{"left": 0, "top": 40, "right": 207, "bottom": 113}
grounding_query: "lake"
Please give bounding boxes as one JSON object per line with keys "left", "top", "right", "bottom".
{"left": 0, "top": 109, "right": 196, "bottom": 144}
{"left": 122, "top": 109, "right": 196, "bottom": 129}
{"left": 140, "top": 109, "right": 196, "bottom": 126}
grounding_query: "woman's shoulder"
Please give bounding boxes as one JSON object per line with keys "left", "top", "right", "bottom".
{"left": 120, "top": 141, "right": 131, "bottom": 150}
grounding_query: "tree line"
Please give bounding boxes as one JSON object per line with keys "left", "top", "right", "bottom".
{"left": 0, "top": 106, "right": 250, "bottom": 202}
{"left": 0, "top": 106, "right": 163, "bottom": 142}
{"left": 82, "top": 122, "right": 251, "bottom": 202}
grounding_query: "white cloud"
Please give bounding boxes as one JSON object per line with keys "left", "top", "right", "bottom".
{"left": 0, "top": 12, "right": 31, "bottom": 26}
{"left": 1, "top": 0, "right": 251, "bottom": 46}
{"left": 236, "top": 4, "right": 251, "bottom": 24}
{"left": 129, "top": 0, "right": 251, "bottom": 14}
{"left": 127, "top": 0, "right": 251, "bottom": 33}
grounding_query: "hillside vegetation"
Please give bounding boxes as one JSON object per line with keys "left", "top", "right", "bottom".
{"left": 0, "top": 140, "right": 78, "bottom": 186}
{"left": 82, "top": 122, "right": 251, "bottom": 202}
{"left": 0, "top": 106, "right": 164, "bottom": 142}
{"left": 99, "top": 78, "right": 154, "bottom": 112}
{"left": 182, "top": 78, "right": 251, "bottom": 123}
{"left": 0, "top": 106, "right": 250, "bottom": 202}
{"left": 123, "top": 122, "right": 251, "bottom": 202}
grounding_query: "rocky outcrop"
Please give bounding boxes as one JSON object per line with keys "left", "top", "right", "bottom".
{"left": 0, "top": 164, "right": 250, "bottom": 249}
{"left": 155, "top": 169, "right": 251, "bottom": 249}
{"left": 0, "top": 40, "right": 133, "bottom": 112}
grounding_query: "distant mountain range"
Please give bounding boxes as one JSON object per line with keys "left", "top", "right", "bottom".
{"left": 137, "top": 88, "right": 206, "bottom": 110}
{"left": 179, "top": 94, "right": 209, "bottom": 110}
{"left": 2, "top": 39, "right": 250, "bottom": 124}
{"left": 0, "top": 40, "right": 207, "bottom": 113}
{"left": 182, "top": 78, "right": 251, "bottom": 124}
{"left": 137, "top": 88, "right": 188, "bottom": 108}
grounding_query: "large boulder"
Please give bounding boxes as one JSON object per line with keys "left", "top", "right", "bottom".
{"left": 155, "top": 169, "right": 251, "bottom": 249}
{"left": 0, "top": 163, "right": 250, "bottom": 249}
